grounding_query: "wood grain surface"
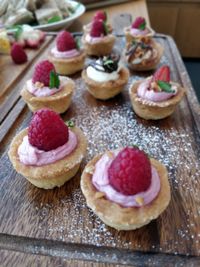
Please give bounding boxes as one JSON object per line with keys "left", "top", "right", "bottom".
{"left": 0, "top": 27, "right": 200, "bottom": 267}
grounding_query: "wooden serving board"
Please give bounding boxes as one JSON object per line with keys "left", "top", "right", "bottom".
{"left": 0, "top": 33, "right": 200, "bottom": 266}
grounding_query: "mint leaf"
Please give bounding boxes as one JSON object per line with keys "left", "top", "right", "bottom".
{"left": 75, "top": 37, "right": 81, "bottom": 50}
{"left": 10, "top": 25, "right": 23, "bottom": 40}
{"left": 157, "top": 81, "right": 175, "bottom": 93}
{"left": 103, "top": 22, "right": 108, "bottom": 35}
{"left": 139, "top": 22, "right": 146, "bottom": 30}
{"left": 66, "top": 120, "right": 75, "bottom": 128}
{"left": 49, "top": 71, "right": 60, "bottom": 89}
{"left": 48, "top": 16, "right": 62, "bottom": 24}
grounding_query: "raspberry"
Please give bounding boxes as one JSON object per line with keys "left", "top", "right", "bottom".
{"left": 132, "top": 16, "right": 146, "bottom": 29}
{"left": 28, "top": 108, "right": 69, "bottom": 151}
{"left": 93, "top": 10, "right": 107, "bottom": 22}
{"left": 56, "top": 31, "right": 76, "bottom": 52}
{"left": 11, "top": 43, "right": 27, "bottom": 64}
{"left": 108, "top": 147, "right": 151, "bottom": 195}
{"left": 32, "top": 60, "right": 55, "bottom": 86}
{"left": 153, "top": 65, "right": 170, "bottom": 82}
{"left": 90, "top": 20, "right": 107, "bottom": 37}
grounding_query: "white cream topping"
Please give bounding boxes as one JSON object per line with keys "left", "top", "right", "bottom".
{"left": 86, "top": 59, "right": 121, "bottom": 83}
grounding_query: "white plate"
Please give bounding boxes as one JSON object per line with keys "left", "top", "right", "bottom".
{"left": 33, "top": 1, "right": 85, "bottom": 31}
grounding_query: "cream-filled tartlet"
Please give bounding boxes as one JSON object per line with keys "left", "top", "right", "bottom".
{"left": 125, "top": 38, "right": 163, "bottom": 71}
{"left": 82, "top": 18, "right": 115, "bottom": 56}
{"left": 21, "top": 60, "right": 74, "bottom": 113}
{"left": 48, "top": 30, "right": 86, "bottom": 75}
{"left": 83, "top": 10, "right": 112, "bottom": 35}
{"left": 8, "top": 108, "right": 87, "bottom": 189}
{"left": 81, "top": 146, "right": 170, "bottom": 230}
{"left": 82, "top": 55, "right": 129, "bottom": 100}
{"left": 129, "top": 65, "right": 185, "bottom": 120}
{"left": 124, "top": 17, "right": 155, "bottom": 44}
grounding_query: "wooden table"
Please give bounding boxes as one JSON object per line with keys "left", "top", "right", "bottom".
{"left": 0, "top": 10, "right": 200, "bottom": 267}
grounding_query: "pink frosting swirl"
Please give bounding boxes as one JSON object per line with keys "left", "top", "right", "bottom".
{"left": 92, "top": 151, "right": 161, "bottom": 207}
{"left": 85, "top": 34, "right": 105, "bottom": 44}
{"left": 130, "top": 28, "right": 150, "bottom": 36}
{"left": 18, "top": 130, "right": 77, "bottom": 166}
{"left": 51, "top": 47, "right": 80, "bottom": 58}
{"left": 137, "top": 78, "right": 177, "bottom": 102}
{"left": 26, "top": 76, "right": 69, "bottom": 97}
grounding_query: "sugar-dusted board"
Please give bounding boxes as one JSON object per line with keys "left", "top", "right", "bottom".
{"left": 0, "top": 33, "right": 200, "bottom": 267}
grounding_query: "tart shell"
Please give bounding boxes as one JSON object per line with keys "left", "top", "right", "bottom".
{"left": 82, "top": 67, "right": 129, "bottom": 100}
{"left": 129, "top": 80, "right": 186, "bottom": 120}
{"left": 124, "top": 26, "right": 155, "bottom": 44}
{"left": 21, "top": 78, "right": 74, "bottom": 114}
{"left": 48, "top": 51, "right": 86, "bottom": 75}
{"left": 82, "top": 34, "right": 116, "bottom": 56}
{"left": 8, "top": 126, "right": 87, "bottom": 189}
{"left": 81, "top": 153, "right": 171, "bottom": 230}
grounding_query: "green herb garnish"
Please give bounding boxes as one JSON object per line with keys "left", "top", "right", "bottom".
{"left": 139, "top": 21, "right": 146, "bottom": 30}
{"left": 157, "top": 81, "right": 175, "bottom": 93}
{"left": 48, "top": 16, "right": 62, "bottom": 24}
{"left": 75, "top": 37, "right": 81, "bottom": 50}
{"left": 66, "top": 120, "right": 75, "bottom": 128}
{"left": 49, "top": 71, "right": 60, "bottom": 89}
{"left": 103, "top": 22, "right": 108, "bottom": 35}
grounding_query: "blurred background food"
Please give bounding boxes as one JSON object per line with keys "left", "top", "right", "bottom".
{"left": 0, "top": 0, "right": 76, "bottom": 26}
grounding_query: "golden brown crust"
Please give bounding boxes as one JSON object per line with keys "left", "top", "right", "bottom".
{"left": 82, "top": 34, "right": 116, "bottom": 56}
{"left": 81, "top": 153, "right": 171, "bottom": 230}
{"left": 21, "top": 78, "right": 74, "bottom": 114}
{"left": 82, "top": 67, "right": 129, "bottom": 100}
{"left": 124, "top": 26, "right": 155, "bottom": 44}
{"left": 48, "top": 51, "right": 86, "bottom": 75}
{"left": 125, "top": 41, "right": 164, "bottom": 71}
{"left": 8, "top": 126, "right": 87, "bottom": 189}
{"left": 129, "top": 80, "right": 186, "bottom": 120}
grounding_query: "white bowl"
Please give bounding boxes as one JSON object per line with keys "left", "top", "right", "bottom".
{"left": 33, "top": 1, "right": 85, "bottom": 31}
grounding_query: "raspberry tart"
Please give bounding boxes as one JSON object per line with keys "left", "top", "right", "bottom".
{"left": 124, "top": 17, "right": 155, "bottom": 44}
{"left": 82, "top": 18, "right": 115, "bottom": 56}
{"left": 83, "top": 10, "right": 112, "bottom": 36}
{"left": 124, "top": 38, "right": 163, "bottom": 71}
{"left": 48, "top": 30, "right": 86, "bottom": 75}
{"left": 129, "top": 65, "right": 185, "bottom": 120}
{"left": 21, "top": 60, "right": 74, "bottom": 113}
{"left": 8, "top": 109, "right": 87, "bottom": 189}
{"left": 82, "top": 54, "right": 129, "bottom": 100}
{"left": 81, "top": 146, "right": 170, "bottom": 230}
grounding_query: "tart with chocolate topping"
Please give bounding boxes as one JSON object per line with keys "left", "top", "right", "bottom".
{"left": 82, "top": 54, "right": 129, "bottom": 100}
{"left": 125, "top": 38, "right": 163, "bottom": 71}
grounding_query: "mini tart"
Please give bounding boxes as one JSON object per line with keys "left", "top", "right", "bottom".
{"left": 125, "top": 41, "right": 164, "bottom": 71}
{"left": 82, "top": 34, "right": 116, "bottom": 56}
{"left": 82, "top": 67, "right": 129, "bottom": 100}
{"left": 48, "top": 50, "right": 86, "bottom": 75}
{"left": 129, "top": 80, "right": 186, "bottom": 120}
{"left": 124, "top": 26, "right": 155, "bottom": 45}
{"left": 8, "top": 126, "right": 87, "bottom": 189}
{"left": 21, "top": 78, "right": 74, "bottom": 114}
{"left": 81, "top": 153, "right": 171, "bottom": 230}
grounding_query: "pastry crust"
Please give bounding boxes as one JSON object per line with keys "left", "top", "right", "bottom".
{"left": 48, "top": 51, "right": 86, "bottom": 75}
{"left": 82, "top": 67, "right": 129, "bottom": 100}
{"left": 81, "top": 153, "right": 171, "bottom": 230}
{"left": 8, "top": 126, "right": 87, "bottom": 189}
{"left": 124, "top": 26, "right": 155, "bottom": 44}
{"left": 125, "top": 41, "right": 164, "bottom": 71}
{"left": 82, "top": 34, "right": 116, "bottom": 56}
{"left": 21, "top": 78, "right": 74, "bottom": 114}
{"left": 129, "top": 80, "right": 186, "bottom": 120}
